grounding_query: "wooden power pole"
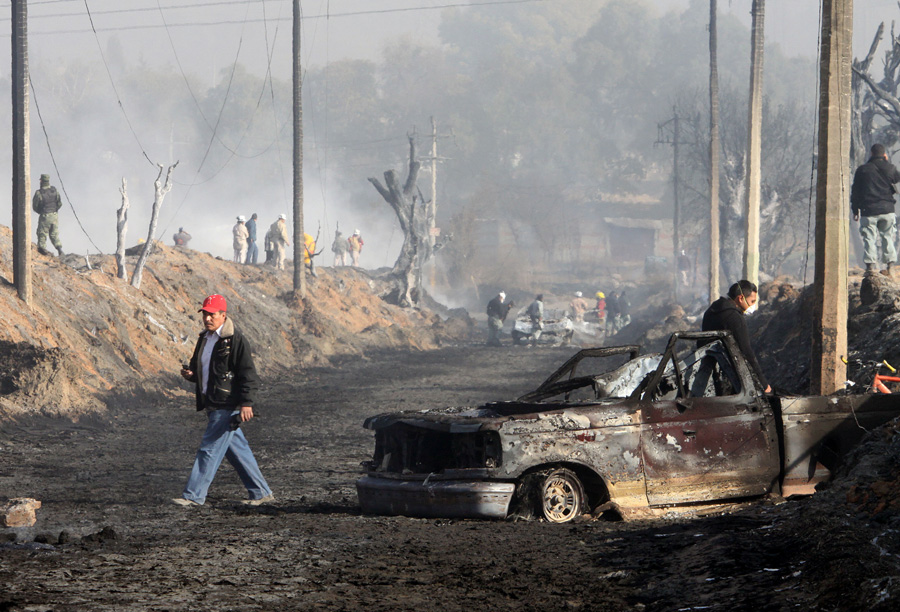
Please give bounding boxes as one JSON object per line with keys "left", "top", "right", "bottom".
{"left": 811, "top": 0, "right": 852, "bottom": 395}
{"left": 429, "top": 117, "right": 438, "bottom": 256}
{"left": 292, "top": 0, "right": 306, "bottom": 298}
{"left": 656, "top": 109, "right": 682, "bottom": 301}
{"left": 742, "top": 0, "right": 765, "bottom": 285}
{"left": 11, "top": 0, "right": 32, "bottom": 306}
{"left": 709, "top": 0, "right": 721, "bottom": 301}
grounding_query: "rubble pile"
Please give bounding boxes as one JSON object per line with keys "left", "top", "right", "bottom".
{"left": 830, "top": 418, "right": 900, "bottom": 520}
{"left": 751, "top": 271, "right": 900, "bottom": 393}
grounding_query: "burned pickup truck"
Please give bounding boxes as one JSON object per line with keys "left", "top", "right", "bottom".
{"left": 357, "top": 331, "right": 900, "bottom": 523}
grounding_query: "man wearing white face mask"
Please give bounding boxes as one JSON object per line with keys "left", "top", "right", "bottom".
{"left": 701, "top": 280, "right": 771, "bottom": 393}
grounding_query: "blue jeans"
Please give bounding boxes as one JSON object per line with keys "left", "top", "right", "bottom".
{"left": 860, "top": 213, "right": 897, "bottom": 264}
{"left": 182, "top": 409, "right": 272, "bottom": 504}
{"left": 245, "top": 240, "right": 258, "bottom": 264}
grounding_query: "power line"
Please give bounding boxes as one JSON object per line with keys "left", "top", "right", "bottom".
{"left": 26, "top": 0, "right": 279, "bottom": 19}
{"left": 28, "top": 0, "right": 288, "bottom": 18}
{"left": 156, "top": 0, "right": 284, "bottom": 164}
{"left": 29, "top": 75, "right": 105, "bottom": 254}
{"left": 82, "top": 0, "right": 156, "bottom": 168}
{"left": 156, "top": 0, "right": 261, "bottom": 239}
{"left": 6, "top": 0, "right": 549, "bottom": 35}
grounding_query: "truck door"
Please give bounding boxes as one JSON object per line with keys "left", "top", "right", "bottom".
{"left": 639, "top": 341, "right": 780, "bottom": 506}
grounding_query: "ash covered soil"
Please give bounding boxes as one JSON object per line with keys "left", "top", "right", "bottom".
{"left": 3, "top": 344, "right": 900, "bottom": 611}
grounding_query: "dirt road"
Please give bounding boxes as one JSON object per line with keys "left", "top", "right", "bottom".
{"left": 2, "top": 345, "right": 898, "bottom": 611}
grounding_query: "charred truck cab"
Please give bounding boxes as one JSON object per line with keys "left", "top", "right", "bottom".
{"left": 357, "top": 332, "right": 900, "bottom": 523}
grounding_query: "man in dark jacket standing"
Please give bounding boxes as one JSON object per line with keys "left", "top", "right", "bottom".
{"left": 701, "top": 280, "right": 771, "bottom": 393}
{"left": 850, "top": 143, "right": 900, "bottom": 276}
{"left": 174, "top": 294, "right": 273, "bottom": 506}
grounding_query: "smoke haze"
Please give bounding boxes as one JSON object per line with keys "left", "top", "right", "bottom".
{"left": 0, "top": 0, "right": 893, "bottom": 268}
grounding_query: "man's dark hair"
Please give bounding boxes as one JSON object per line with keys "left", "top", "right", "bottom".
{"left": 872, "top": 143, "right": 887, "bottom": 158}
{"left": 727, "top": 280, "right": 758, "bottom": 300}
{"left": 536, "top": 294, "right": 543, "bottom": 300}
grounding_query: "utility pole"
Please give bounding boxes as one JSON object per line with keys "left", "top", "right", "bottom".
{"left": 811, "top": 0, "right": 852, "bottom": 395}
{"left": 420, "top": 117, "right": 451, "bottom": 289}
{"left": 292, "top": 0, "right": 306, "bottom": 298}
{"left": 429, "top": 116, "right": 438, "bottom": 256}
{"left": 742, "top": 0, "right": 765, "bottom": 284}
{"left": 709, "top": 0, "right": 721, "bottom": 301}
{"left": 12, "top": 0, "right": 32, "bottom": 306}
{"left": 657, "top": 108, "right": 683, "bottom": 301}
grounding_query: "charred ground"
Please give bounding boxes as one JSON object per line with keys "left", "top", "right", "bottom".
{"left": 2, "top": 229, "right": 900, "bottom": 609}
{"left": 2, "top": 346, "right": 900, "bottom": 611}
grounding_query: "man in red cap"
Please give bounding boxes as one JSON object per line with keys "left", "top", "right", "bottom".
{"left": 174, "top": 294, "right": 273, "bottom": 506}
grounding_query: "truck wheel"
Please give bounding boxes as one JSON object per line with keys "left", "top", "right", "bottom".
{"left": 538, "top": 468, "right": 586, "bottom": 523}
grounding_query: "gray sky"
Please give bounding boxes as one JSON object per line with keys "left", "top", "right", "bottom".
{"left": 720, "top": 0, "right": 899, "bottom": 60}
{"left": 3, "top": 0, "right": 896, "bottom": 106}
{"left": 20, "top": 0, "right": 447, "bottom": 79}
{"left": 15, "top": 1, "right": 890, "bottom": 79}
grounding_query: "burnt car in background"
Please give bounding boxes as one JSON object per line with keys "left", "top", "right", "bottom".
{"left": 357, "top": 331, "right": 900, "bottom": 523}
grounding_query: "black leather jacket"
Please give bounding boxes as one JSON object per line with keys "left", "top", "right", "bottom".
{"left": 701, "top": 297, "right": 768, "bottom": 389}
{"left": 187, "top": 317, "right": 259, "bottom": 411}
{"left": 851, "top": 156, "right": 900, "bottom": 217}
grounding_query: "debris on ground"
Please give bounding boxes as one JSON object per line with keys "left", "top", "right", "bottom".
{"left": 1, "top": 498, "right": 41, "bottom": 528}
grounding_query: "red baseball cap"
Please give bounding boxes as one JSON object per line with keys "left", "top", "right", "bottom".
{"left": 199, "top": 294, "right": 227, "bottom": 313}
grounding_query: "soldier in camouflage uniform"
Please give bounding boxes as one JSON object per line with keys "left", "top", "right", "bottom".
{"left": 32, "top": 174, "right": 64, "bottom": 256}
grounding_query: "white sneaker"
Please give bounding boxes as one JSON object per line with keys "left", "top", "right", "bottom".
{"left": 241, "top": 494, "right": 275, "bottom": 506}
{"left": 172, "top": 497, "right": 200, "bottom": 507}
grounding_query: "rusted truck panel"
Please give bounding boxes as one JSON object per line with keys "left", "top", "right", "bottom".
{"left": 778, "top": 394, "right": 900, "bottom": 495}
{"left": 357, "top": 332, "right": 900, "bottom": 523}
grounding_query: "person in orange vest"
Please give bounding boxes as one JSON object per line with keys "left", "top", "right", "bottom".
{"left": 595, "top": 292, "right": 607, "bottom": 326}
{"left": 304, "top": 232, "right": 318, "bottom": 277}
{"left": 348, "top": 229, "right": 364, "bottom": 267}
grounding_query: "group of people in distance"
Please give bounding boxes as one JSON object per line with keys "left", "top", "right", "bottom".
{"left": 485, "top": 289, "right": 632, "bottom": 347}
{"left": 330, "top": 229, "right": 364, "bottom": 267}
{"left": 571, "top": 290, "right": 630, "bottom": 335}
{"left": 230, "top": 214, "right": 291, "bottom": 270}
{"left": 174, "top": 219, "right": 365, "bottom": 274}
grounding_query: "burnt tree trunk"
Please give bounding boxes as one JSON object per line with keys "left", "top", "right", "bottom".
{"left": 851, "top": 22, "right": 883, "bottom": 166}
{"left": 116, "top": 178, "right": 130, "bottom": 281}
{"left": 368, "top": 136, "right": 422, "bottom": 307}
{"left": 131, "top": 162, "right": 178, "bottom": 289}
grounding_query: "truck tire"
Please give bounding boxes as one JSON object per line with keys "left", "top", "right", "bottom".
{"left": 537, "top": 468, "right": 586, "bottom": 523}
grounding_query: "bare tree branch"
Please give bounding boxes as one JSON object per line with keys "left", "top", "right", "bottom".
{"left": 115, "top": 177, "right": 129, "bottom": 281}
{"left": 131, "top": 161, "right": 179, "bottom": 289}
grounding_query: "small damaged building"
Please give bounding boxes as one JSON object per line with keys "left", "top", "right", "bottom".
{"left": 472, "top": 191, "right": 674, "bottom": 282}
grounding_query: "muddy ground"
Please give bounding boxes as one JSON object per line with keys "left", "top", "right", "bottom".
{"left": 3, "top": 343, "right": 900, "bottom": 611}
